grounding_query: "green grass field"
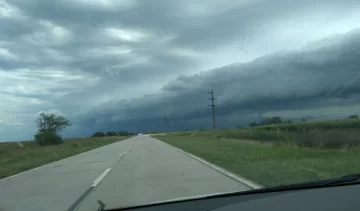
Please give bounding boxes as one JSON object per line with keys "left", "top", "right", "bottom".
{"left": 0, "top": 136, "right": 128, "bottom": 179}
{"left": 154, "top": 135, "right": 360, "bottom": 187}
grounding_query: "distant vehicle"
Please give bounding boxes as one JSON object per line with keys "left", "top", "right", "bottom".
{"left": 138, "top": 133, "right": 142, "bottom": 136}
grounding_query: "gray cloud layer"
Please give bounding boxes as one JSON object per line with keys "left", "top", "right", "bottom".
{"left": 1, "top": 0, "right": 360, "bottom": 140}
{"left": 75, "top": 28, "right": 360, "bottom": 134}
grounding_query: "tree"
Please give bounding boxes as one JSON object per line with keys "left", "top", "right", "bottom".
{"left": 91, "top": 132, "right": 106, "bottom": 137}
{"left": 106, "top": 131, "right": 117, "bottom": 136}
{"left": 249, "top": 122, "right": 258, "bottom": 127}
{"left": 35, "top": 132, "right": 62, "bottom": 145}
{"left": 34, "top": 113, "right": 71, "bottom": 145}
{"left": 36, "top": 113, "right": 71, "bottom": 134}
{"left": 270, "top": 116, "right": 283, "bottom": 124}
{"left": 258, "top": 116, "right": 283, "bottom": 126}
{"left": 348, "top": 115, "right": 359, "bottom": 119}
{"left": 118, "top": 131, "right": 130, "bottom": 136}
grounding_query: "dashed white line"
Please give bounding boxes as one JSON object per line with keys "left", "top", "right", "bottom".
{"left": 69, "top": 142, "right": 137, "bottom": 210}
{"left": 0, "top": 139, "right": 125, "bottom": 182}
{"left": 91, "top": 168, "right": 112, "bottom": 187}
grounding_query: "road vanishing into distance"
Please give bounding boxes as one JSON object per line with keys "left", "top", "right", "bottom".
{"left": 0, "top": 136, "right": 255, "bottom": 211}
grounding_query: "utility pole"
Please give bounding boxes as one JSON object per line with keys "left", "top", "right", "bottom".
{"left": 164, "top": 115, "right": 168, "bottom": 133}
{"left": 209, "top": 89, "right": 216, "bottom": 129}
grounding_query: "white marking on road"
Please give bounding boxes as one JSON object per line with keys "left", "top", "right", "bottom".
{"left": 118, "top": 142, "right": 136, "bottom": 159}
{"left": 0, "top": 139, "right": 125, "bottom": 182}
{"left": 120, "top": 151, "right": 127, "bottom": 158}
{"left": 157, "top": 139, "right": 263, "bottom": 189}
{"left": 91, "top": 168, "right": 111, "bottom": 187}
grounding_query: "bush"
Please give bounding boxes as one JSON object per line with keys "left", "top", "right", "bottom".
{"left": 91, "top": 132, "right": 106, "bottom": 137}
{"left": 118, "top": 131, "right": 130, "bottom": 136}
{"left": 35, "top": 132, "right": 63, "bottom": 146}
{"left": 106, "top": 131, "right": 117, "bottom": 136}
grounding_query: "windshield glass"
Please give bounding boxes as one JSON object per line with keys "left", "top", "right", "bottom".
{"left": 1, "top": 0, "right": 360, "bottom": 210}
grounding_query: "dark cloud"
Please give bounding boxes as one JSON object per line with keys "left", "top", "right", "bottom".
{"left": 2, "top": 0, "right": 360, "bottom": 140}
{"left": 71, "top": 28, "right": 360, "bottom": 134}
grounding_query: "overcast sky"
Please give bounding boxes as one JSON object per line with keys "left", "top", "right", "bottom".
{"left": 1, "top": 0, "right": 360, "bottom": 141}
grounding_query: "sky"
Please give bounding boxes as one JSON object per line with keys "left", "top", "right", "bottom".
{"left": 1, "top": 0, "right": 360, "bottom": 141}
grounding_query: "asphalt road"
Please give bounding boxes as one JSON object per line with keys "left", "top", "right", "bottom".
{"left": 0, "top": 136, "right": 252, "bottom": 211}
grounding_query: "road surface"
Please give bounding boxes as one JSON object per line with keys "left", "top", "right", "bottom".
{"left": 0, "top": 136, "right": 252, "bottom": 211}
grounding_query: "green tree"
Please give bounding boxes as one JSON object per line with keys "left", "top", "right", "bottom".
{"left": 35, "top": 132, "right": 62, "bottom": 145}
{"left": 91, "top": 132, "right": 106, "bottom": 137}
{"left": 259, "top": 116, "right": 283, "bottom": 126}
{"left": 106, "top": 131, "right": 117, "bottom": 136}
{"left": 34, "top": 113, "right": 71, "bottom": 145}
{"left": 348, "top": 115, "right": 359, "bottom": 119}
{"left": 118, "top": 131, "right": 130, "bottom": 136}
{"left": 36, "top": 113, "right": 71, "bottom": 134}
{"left": 249, "top": 122, "right": 258, "bottom": 127}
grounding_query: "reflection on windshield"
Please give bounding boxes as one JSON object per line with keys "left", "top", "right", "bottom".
{"left": 1, "top": 0, "right": 360, "bottom": 210}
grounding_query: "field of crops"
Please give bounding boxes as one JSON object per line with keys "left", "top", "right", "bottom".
{"left": 164, "top": 118, "right": 360, "bottom": 149}
{"left": 257, "top": 118, "right": 360, "bottom": 132}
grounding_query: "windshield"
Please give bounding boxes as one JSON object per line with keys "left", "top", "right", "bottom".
{"left": 1, "top": 0, "right": 360, "bottom": 210}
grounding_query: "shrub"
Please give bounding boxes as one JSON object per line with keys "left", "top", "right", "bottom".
{"left": 91, "top": 132, "right": 106, "bottom": 137}
{"left": 106, "top": 131, "right": 117, "bottom": 136}
{"left": 35, "top": 132, "right": 63, "bottom": 146}
{"left": 118, "top": 131, "right": 130, "bottom": 136}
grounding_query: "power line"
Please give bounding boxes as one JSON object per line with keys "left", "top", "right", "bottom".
{"left": 209, "top": 89, "right": 216, "bottom": 129}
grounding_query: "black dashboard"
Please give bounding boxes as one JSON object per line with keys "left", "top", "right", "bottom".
{"left": 112, "top": 183, "right": 360, "bottom": 211}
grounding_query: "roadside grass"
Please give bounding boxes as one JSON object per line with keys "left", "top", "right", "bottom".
{"left": 163, "top": 128, "right": 360, "bottom": 149}
{"left": 154, "top": 135, "right": 360, "bottom": 187}
{"left": 0, "top": 136, "right": 128, "bottom": 179}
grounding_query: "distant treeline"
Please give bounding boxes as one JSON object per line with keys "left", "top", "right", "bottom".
{"left": 249, "top": 116, "right": 294, "bottom": 127}
{"left": 91, "top": 131, "right": 135, "bottom": 137}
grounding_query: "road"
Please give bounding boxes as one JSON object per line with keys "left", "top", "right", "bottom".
{"left": 0, "top": 136, "right": 252, "bottom": 211}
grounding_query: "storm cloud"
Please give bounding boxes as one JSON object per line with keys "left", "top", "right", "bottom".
{"left": 1, "top": 0, "right": 360, "bottom": 141}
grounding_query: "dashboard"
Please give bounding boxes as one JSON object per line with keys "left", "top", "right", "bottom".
{"left": 113, "top": 183, "right": 360, "bottom": 211}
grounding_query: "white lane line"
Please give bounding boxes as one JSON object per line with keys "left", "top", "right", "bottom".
{"left": 91, "top": 142, "right": 136, "bottom": 187}
{"left": 91, "top": 168, "right": 112, "bottom": 187}
{"left": 70, "top": 141, "right": 137, "bottom": 210}
{"left": 68, "top": 168, "right": 112, "bottom": 211}
{"left": 120, "top": 151, "right": 127, "bottom": 158}
{"left": 119, "top": 143, "right": 135, "bottom": 158}
{"left": 74, "top": 142, "right": 136, "bottom": 209}
{"left": 156, "top": 139, "right": 263, "bottom": 189}
{"left": 0, "top": 139, "right": 127, "bottom": 182}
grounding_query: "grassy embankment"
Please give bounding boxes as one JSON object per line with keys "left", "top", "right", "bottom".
{"left": 153, "top": 118, "right": 360, "bottom": 187}
{"left": 0, "top": 136, "right": 128, "bottom": 179}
